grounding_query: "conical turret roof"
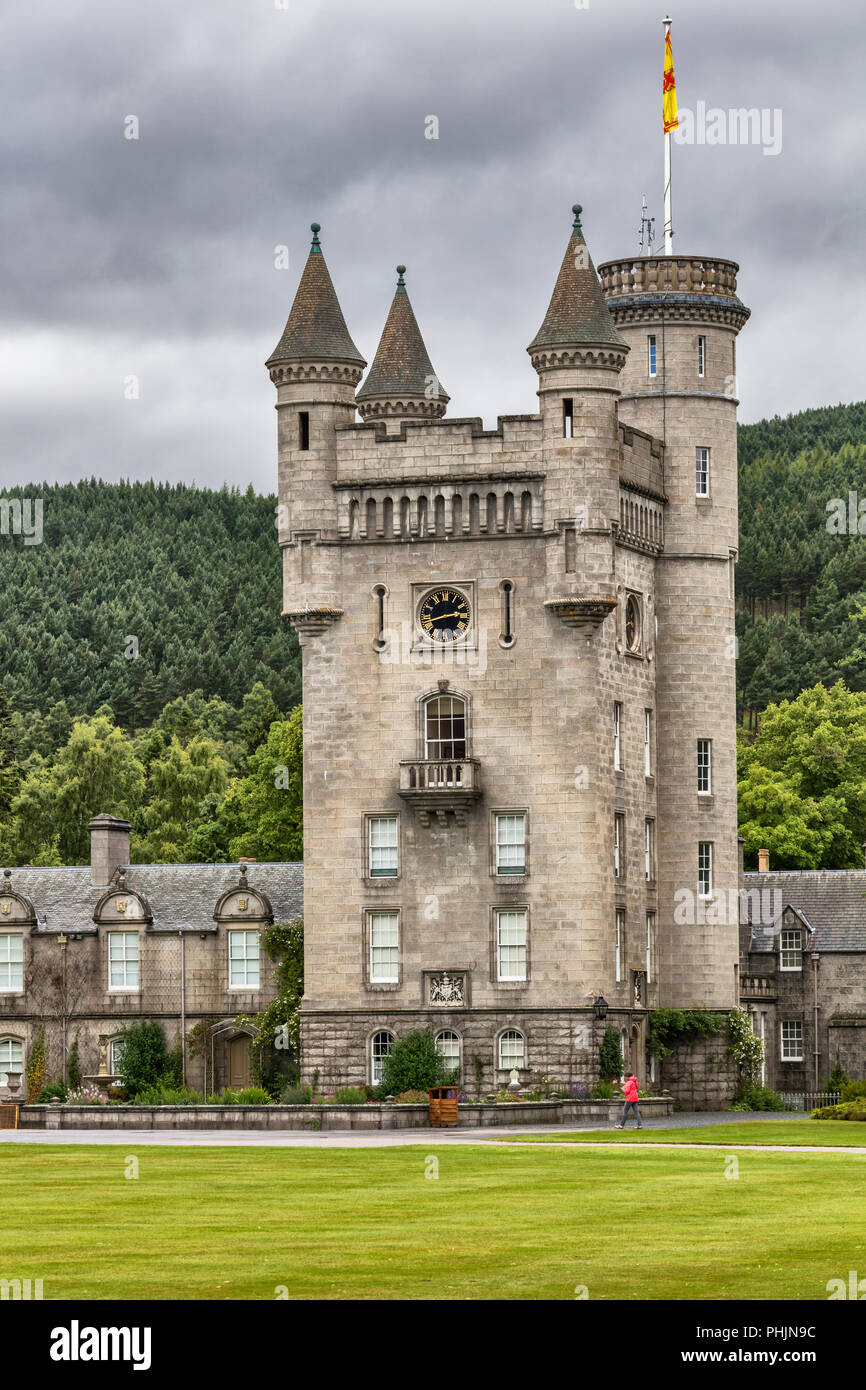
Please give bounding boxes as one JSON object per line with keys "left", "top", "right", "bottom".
{"left": 357, "top": 266, "right": 448, "bottom": 406}
{"left": 267, "top": 224, "right": 365, "bottom": 367}
{"left": 528, "top": 204, "right": 626, "bottom": 354}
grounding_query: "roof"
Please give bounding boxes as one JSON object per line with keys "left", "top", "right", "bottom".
{"left": 6, "top": 863, "right": 303, "bottom": 935}
{"left": 267, "top": 226, "right": 365, "bottom": 367}
{"left": 357, "top": 269, "right": 448, "bottom": 403}
{"left": 528, "top": 205, "right": 627, "bottom": 354}
{"left": 743, "top": 870, "right": 866, "bottom": 952}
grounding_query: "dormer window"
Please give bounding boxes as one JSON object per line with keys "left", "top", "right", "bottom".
{"left": 780, "top": 929, "right": 803, "bottom": 971}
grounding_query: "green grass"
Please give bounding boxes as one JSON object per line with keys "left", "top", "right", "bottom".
{"left": 492, "top": 1120, "right": 866, "bottom": 1147}
{"left": 1, "top": 1141, "right": 864, "bottom": 1300}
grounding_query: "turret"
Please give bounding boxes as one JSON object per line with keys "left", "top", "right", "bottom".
{"left": 356, "top": 265, "right": 449, "bottom": 431}
{"left": 267, "top": 223, "right": 365, "bottom": 633}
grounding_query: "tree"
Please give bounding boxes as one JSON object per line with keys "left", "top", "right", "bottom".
{"left": 377, "top": 1029, "right": 454, "bottom": 1097}
{"left": 219, "top": 708, "right": 303, "bottom": 862}
{"left": 134, "top": 735, "right": 229, "bottom": 863}
{"left": 599, "top": 1027, "right": 624, "bottom": 1081}
{"left": 114, "top": 1020, "right": 170, "bottom": 1100}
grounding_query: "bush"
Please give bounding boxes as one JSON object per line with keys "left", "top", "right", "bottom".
{"left": 494, "top": 1090, "right": 521, "bottom": 1102}
{"left": 36, "top": 1081, "right": 67, "bottom": 1103}
{"left": 331, "top": 1086, "right": 367, "bottom": 1106}
{"left": 376, "top": 1029, "right": 455, "bottom": 1098}
{"left": 812, "top": 1100, "right": 866, "bottom": 1121}
{"left": 841, "top": 1079, "right": 866, "bottom": 1102}
{"left": 598, "top": 1028, "right": 623, "bottom": 1083}
{"left": 133, "top": 1083, "right": 205, "bottom": 1106}
{"left": 66, "top": 1037, "right": 82, "bottom": 1091}
{"left": 391, "top": 1089, "right": 429, "bottom": 1104}
{"left": 206, "top": 1086, "right": 272, "bottom": 1106}
{"left": 728, "top": 1084, "right": 787, "bottom": 1112}
{"left": 825, "top": 1062, "right": 851, "bottom": 1092}
{"left": 25, "top": 1026, "right": 46, "bottom": 1103}
{"left": 592, "top": 1080, "right": 615, "bottom": 1099}
{"left": 114, "top": 1020, "right": 170, "bottom": 1100}
{"left": 280, "top": 1083, "right": 313, "bottom": 1105}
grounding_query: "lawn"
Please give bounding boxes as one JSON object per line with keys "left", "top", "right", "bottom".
{"left": 1, "top": 1141, "right": 864, "bottom": 1300}
{"left": 491, "top": 1119, "right": 866, "bottom": 1147}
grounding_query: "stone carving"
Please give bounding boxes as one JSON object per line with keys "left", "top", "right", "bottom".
{"left": 428, "top": 972, "right": 465, "bottom": 1006}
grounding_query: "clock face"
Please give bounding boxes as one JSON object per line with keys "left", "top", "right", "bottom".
{"left": 419, "top": 587, "right": 471, "bottom": 643}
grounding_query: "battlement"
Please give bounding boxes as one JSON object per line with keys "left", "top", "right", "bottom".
{"left": 618, "top": 422, "right": 665, "bottom": 497}
{"left": 334, "top": 413, "right": 542, "bottom": 484}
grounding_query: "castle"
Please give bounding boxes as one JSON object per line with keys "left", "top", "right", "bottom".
{"left": 268, "top": 204, "right": 751, "bottom": 1092}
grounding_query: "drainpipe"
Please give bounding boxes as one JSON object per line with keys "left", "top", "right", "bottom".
{"left": 812, "top": 952, "right": 820, "bottom": 1089}
{"left": 178, "top": 931, "right": 186, "bottom": 1087}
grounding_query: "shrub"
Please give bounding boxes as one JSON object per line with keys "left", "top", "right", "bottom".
{"left": 592, "top": 1080, "right": 615, "bottom": 1099}
{"left": 36, "top": 1080, "right": 67, "bottom": 1103}
{"left": 812, "top": 1100, "right": 866, "bottom": 1121}
{"left": 841, "top": 1079, "right": 866, "bottom": 1102}
{"left": 376, "top": 1029, "right": 455, "bottom": 1098}
{"left": 332, "top": 1086, "right": 367, "bottom": 1106}
{"left": 728, "top": 1084, "right": 786, "bottom": 1112}
{"left": 392, "top": 1089, "right": 429, "bottom": 1104}
{"left": 25, "top": 1026, "right": 46, "bottom": 1103}
{"left": 133, "top": 1083, "right": 205, "bottom": 1106}
{"left": 280, "top": 1083, "right": 313, "bottom": 1105}
{"left": 826, "top": 1062, "right": 851, "bottom": 1092}
{"left": 114, "top": 1020, "right": 170, "bottom": 1100}
{"left": 598, "top": 1028, "right": 623, "bottom": 1082}
{"left": 495, "top": 1090, "right": 520, "bottom": 1102}
{"left": 649, "top": 1008, "right": 724, "bottom": 1060}
{"left": 206, "top": 1086, "right": 272, "bottom": 1106}
{"left": 66, "top": 1037, "right": 82, "bottom": 1091}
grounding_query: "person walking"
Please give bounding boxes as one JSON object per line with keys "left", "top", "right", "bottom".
{"left": 615, "top": 1072, "right": 643, "bottom": 1129}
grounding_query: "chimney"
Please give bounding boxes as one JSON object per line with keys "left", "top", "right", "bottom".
{"left": 88, "top": 814, "right": 131, "bottom": 887}
{"left": 757, "top": 848, "right": 770, "bottom": 874}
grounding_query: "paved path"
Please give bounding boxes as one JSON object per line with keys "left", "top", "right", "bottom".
{"left": 0, "top": 1111, "right": 843, "bottom": 1150}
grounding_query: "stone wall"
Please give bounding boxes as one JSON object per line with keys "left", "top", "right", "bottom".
{"left": 659, "top": 1029, "right": 740, "bottom": 1111}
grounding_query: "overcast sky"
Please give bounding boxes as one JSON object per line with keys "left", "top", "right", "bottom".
{"left": 2, "top": 0, "right": 864, "bottom": 493}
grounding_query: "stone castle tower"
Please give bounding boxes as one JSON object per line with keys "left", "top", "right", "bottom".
{"left": 267, "top": 205, "right": 750, "bottom": 1092}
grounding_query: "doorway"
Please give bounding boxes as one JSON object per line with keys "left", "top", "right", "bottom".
{"left": 227, "top": 1036, "right": 251, "bottom": 1089}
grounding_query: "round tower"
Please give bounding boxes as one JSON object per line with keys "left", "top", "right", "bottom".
{"left": 356, "top": 265, "right": 449, "bottom": 431}
{"left": 266, "top": 223, "right": 366, "bottom": 628}
{"left": 598, "top": 253, "right": 750, "bottom": 1009}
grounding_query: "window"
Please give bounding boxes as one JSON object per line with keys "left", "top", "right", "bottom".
{"left": 697, "top": 739, "right": 712, "bottom": 794}
{"left": 368, "top": 816, "right": 398, "bottom": 877}
{"left": 563, "top": 398, "right": 574, "bottom": 438}
{"left": 697, "top": 335, "right": 706, "bottom": 378}
{"left": 698, "top": 842, "right": 713, "bottom": 898}
{"left": 299, "top": 411, "right": 310, "bottom": 450}
{"left": 615, "top": 910, "right": 624, "bottom": 983}
{"left": 625, "top": 595, "right": 642, "bottom": 652}
{"left": 424, "top": 694, "right": 466, "bottom": 760}
{"left": 109, "top": 1037, "right": 125, "bottom": 1075}
{"left": 780, "top": 929, "right": 803, "bottom": 971}
{"left": 0, "top": 1037, "right": 23, "bottom": 1085}
{"left": 696, "top": 447, "right": 710, "bottom": 497}
{"left": 613, "top": 702, "right": 623, "bottom": 770}
{"left": 369, "top": 910, "right": 399, "bottom": 984}
{"left": 497, "top": 909, "right": 527, "bottom": 981}
{"left": 644, "top": 820, "right": 655, "bottom": 882}
{"left": 646, "top": 912, "right": 655, "bottom": 983}
{"left": 647, "top": 335, "right": 657, "bottom": 377}
{"left": 781, "top": 1021, "right": 803, "bottom": 1062}
{"left": 614, "top": 814, "right": 625, "bottom": 879}
{"left": 644, "top": 709, "right": 652, "bottom": 776}
{"left": 435, "top": 1030, "right": 460, "bottom": 1074}
{"left": 498, "top": 1029, "right": 525, "bottom": 1070}
{"left": 0, "top": 933, "right": 23, "bottom": 992}
{"left": 371, "top": 1030, "right": 395, "bottom": 1086}
{"left": 108, "top": 932, "right": 139, "bottom": 990}
{"left": 500, "top": 580, "right": 514, "bottom": 646}
{"left": 496, "top": 813, "right": 526, "bottom": 875}
{"left": 229, "top": 930, "right": 260, "bottom": 988}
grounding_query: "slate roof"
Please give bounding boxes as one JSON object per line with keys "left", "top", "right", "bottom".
{"left": 528, "top": 206, "right": 627, "bottom": 353}
{"left": 357, "top": 270, "right": 448, "bottom": 403}
{"left": 743, "top": 870, "right": 866, "bottom": 952}
{"left": 7, "top": 863, "right": 303, "bottom": 935}
{"left": 267, "top": 227, "right": 365, "bottom": 367}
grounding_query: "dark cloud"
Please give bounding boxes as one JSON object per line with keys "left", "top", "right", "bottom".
{"left": 1, "top": 0, "right": 864, "bottom": 489}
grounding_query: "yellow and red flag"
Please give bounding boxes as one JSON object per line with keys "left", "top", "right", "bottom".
{"left": 663, "top": 28, "right": 679, "bottom": 133}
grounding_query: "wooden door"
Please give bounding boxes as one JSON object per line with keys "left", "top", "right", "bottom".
{"left": 227, "top": 1036, "right": 251, "bottom": 1089}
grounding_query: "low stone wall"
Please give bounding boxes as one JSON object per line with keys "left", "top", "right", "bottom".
{"left": 20, "top": 1096, "right": 674, "bottom": 1132}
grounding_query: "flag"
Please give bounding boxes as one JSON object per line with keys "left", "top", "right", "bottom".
{"left": 663, "top": 28, "right": 679, "bottom": 133}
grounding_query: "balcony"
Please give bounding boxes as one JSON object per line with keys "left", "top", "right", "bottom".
{"left": 398, "top": 759, "right": 481, "bottom": 827}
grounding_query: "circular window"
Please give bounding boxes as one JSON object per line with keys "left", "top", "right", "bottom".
{"left": 625, "top": 595, "right": 642, "bottom": 652}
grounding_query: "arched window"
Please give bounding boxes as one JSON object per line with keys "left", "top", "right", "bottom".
{"left": 0, "top": 1036, "right": 23, "bottom": 1085}
{"left": 371, "top": 1030, "right": 395, "bottom": 1087}
{"left": 498, "top": 1029, "right": 525, "bottom": 1071}
{"left": 435, "top": 1030, "right": 460, "bottom": 1076}
{"left": 109, "top": 1037, "right": 125, "bottom": 1076}
{"left": 423, "top": 694, "right": 466, "bottom": 760}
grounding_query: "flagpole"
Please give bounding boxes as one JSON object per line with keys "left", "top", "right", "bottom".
{"left": 663, "top": 16, "right": 673, "bottom": 255}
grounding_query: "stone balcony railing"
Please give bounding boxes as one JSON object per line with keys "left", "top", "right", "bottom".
{"left": 398, "top": 758, "right": 481, "bottom": 826}
{"left": 598, "top": 255, "right": 741, "bottom": 301}
{"left": 741, "top": 975, "right": 775, "bottom": 997}
{"left": 335, "top": 475, "right": 545, "bottom": 541}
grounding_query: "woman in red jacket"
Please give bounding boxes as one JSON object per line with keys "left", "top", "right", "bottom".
{"left": 615, "top": 1072, "right": 643, "bottom": 1129}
